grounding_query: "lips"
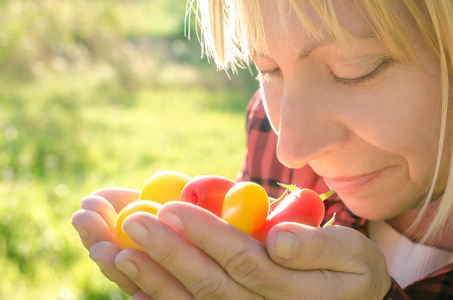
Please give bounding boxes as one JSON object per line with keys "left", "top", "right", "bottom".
{"left": 322, "top": 168, "right": 389, "bottom": 195}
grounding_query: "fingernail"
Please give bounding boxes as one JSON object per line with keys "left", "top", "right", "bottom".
{"left": 123, "top": 221, "right": 149, "bottom": 243}
{"left": 73, "top": 225, "right": 88, "bottom": 238}
{"left": 276, "top": 231, "right": 298, "bottom": 259}
{"left": 159, "top": 211, "right": 184, "bottom": 231}
{"left": 116, "top": 260, "right": 139, "bottom": 279}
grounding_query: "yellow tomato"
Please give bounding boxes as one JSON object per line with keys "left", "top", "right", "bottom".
{"left": 114, "top": 200, "right": 161, "bottom": 251}
{"left": 139, "top": 170, "right": 192, "bottom": 204}
{"left": 221, "top": 182, "right": 269, "bottom": 235}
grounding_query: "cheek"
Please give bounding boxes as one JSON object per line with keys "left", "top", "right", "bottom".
{"left": 344, "top": 68, "right": 442, "bottom": 186}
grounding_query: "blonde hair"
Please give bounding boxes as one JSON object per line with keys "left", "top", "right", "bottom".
{"left": 187, "top": 0, "right": 453, "bottom": 243}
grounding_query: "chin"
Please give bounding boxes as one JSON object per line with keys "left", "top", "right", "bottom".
{"left": 339, "top": 194, "right": 399, "bottom": 221}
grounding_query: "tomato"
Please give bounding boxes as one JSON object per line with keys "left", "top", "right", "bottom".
{"left": 139, "top": 170, "right": 191, "bottom": 204}
{"left": 252, "top": 188, "right": 326, "bottom": 243}
{"left": 115, "top": 200, "right": 161, "bottom": 251}
{"left": 180, "top": 175, "right": 236, "bottom": 217}
{"left": 221, "top": 182, "right": 269, "bottom": 235}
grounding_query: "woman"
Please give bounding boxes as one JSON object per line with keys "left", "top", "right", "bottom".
{"left": 72, "top": 1, "right": 453, "bottom": 298}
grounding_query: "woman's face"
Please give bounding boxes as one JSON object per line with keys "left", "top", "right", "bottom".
{"left": 253, "top": 0, "right": 449, "bottom": 220}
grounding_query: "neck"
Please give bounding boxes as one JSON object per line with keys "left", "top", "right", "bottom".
{"left": 387, "top": 200, "right": 453, "bottom": 251}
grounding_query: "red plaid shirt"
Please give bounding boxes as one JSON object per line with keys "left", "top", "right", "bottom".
{"left": 236, "top": 90, "right": 453, "bottom": 300}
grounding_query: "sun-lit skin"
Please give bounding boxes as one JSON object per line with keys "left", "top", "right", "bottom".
{"left": 253, "top": 0, "right": 450, "bottom": 223}
{"left": 73, "top": 1, "right": 453, "bottom": 297}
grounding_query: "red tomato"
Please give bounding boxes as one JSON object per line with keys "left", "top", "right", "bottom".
{"left": 252, "top": 188, "right": 326, "bottom": 243}
{"left": 180, "top": 175, "right": 236, "bottom": 217}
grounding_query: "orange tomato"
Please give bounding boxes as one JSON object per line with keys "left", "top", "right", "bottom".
{"left": 114, "top": 200, "right": 161, "bottom": 251}
{"left": 221, "top": 182, "right": 269, "bottom": 235}
{"left": 139, "top": 170, "right": 191, "bottom": 204}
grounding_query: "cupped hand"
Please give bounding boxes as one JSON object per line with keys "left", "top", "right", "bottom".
{"left": 71, "top": 187, "right": 143, "bottom": 296}
{"left": 117, "top": 201, "right": 391, "bottom": 300}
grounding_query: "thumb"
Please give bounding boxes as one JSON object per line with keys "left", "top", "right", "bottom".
{"left": 265, "top": 223, "right": 392, "bottom": 300}
{"left": 266, "top": 223, "right": 385, "bottom": 274}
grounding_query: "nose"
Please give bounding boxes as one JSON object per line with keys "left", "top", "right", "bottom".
{"left": 275, "top": 65, "right": 349, "bottom": 168}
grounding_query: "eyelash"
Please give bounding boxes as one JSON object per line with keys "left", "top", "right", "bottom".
{"left": 332, "top": 57, "right": 395, "bottom": 87}
{"left": 257, "top": 57, "right": 395, "bottom": 87}
{"left": 256, "top": 69, "right": 281, "bottom": 83}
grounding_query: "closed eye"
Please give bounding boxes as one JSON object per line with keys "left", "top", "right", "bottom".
{"left": 333, "top": 57, "right": 395, "bottom": 87}
{"left": 256, "top": 67, "right": 282, "bottom": 82}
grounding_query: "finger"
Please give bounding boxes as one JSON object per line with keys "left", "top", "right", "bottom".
{"left": 71, "top": 209, "right": 116, "bottom": 250}
{"left": 115, "top": 248, "right": 194, "bottom": 300}
{"left": 266, "top": 223, "right": 383, "bottom": 273}
{"left": 80, "top": 195, "right": 117, "bottom": 233}
{"left": 133, "top": 290, "right": 154, "bottom": 300}
{"left": 266, "top": 223, "right": 391, "bottom": 299}
{"left": 122, "top": 211, "right": 261, "bottom": 300}
{"left": 156, "top": 202, "right": 388, "bottom": 300}
{"left": 92, "top": 187, "right": 140, "bottom": 213}
{"left": 89, "top": 241, "right": 139, "bottom": 296}
{"left": 157, "top": 202, "right": 285, "bottom": 296}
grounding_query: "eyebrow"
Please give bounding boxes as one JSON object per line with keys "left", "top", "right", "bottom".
{"left": 298, "top": 32, "right": 377, "bottom": 60}
{"left": 252, "top": 31, "right": 377, "bottom": 60}
{"left": 298, "top": 39, "right": 334, "bottom": 59}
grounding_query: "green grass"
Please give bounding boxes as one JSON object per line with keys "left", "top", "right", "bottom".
{"left": 0, "top": 0, "right": 259, "bottom": 299}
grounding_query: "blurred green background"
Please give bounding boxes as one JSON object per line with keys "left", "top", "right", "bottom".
{"left": 0, "top": 0, "right": 258, "bottom": 299}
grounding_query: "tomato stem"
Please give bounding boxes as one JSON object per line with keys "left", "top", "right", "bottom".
{"left": 277, "top": 182, "right": 300, "bottom": 192}
{"left": 322, "top": 213, "right": 336, "bottom": 227}
{"left": 269, "top": 188, "right": 288, "bottom": 211}
{"left": 319, "top": 190, "right": 335, "bottom": 201}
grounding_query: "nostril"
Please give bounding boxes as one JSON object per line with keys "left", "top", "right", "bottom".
{"left": 276, "top": 139, "right": 309, "bottom": 169}
{"left": 277, "top": 107, "right": 349, "bottom": 169}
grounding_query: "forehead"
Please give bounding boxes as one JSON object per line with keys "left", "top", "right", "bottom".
{"left": 259, "top": 0, "right": 373, "bottom": 49}
{"left": 249, "top": 0, "right": 412, "bottom": 58}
